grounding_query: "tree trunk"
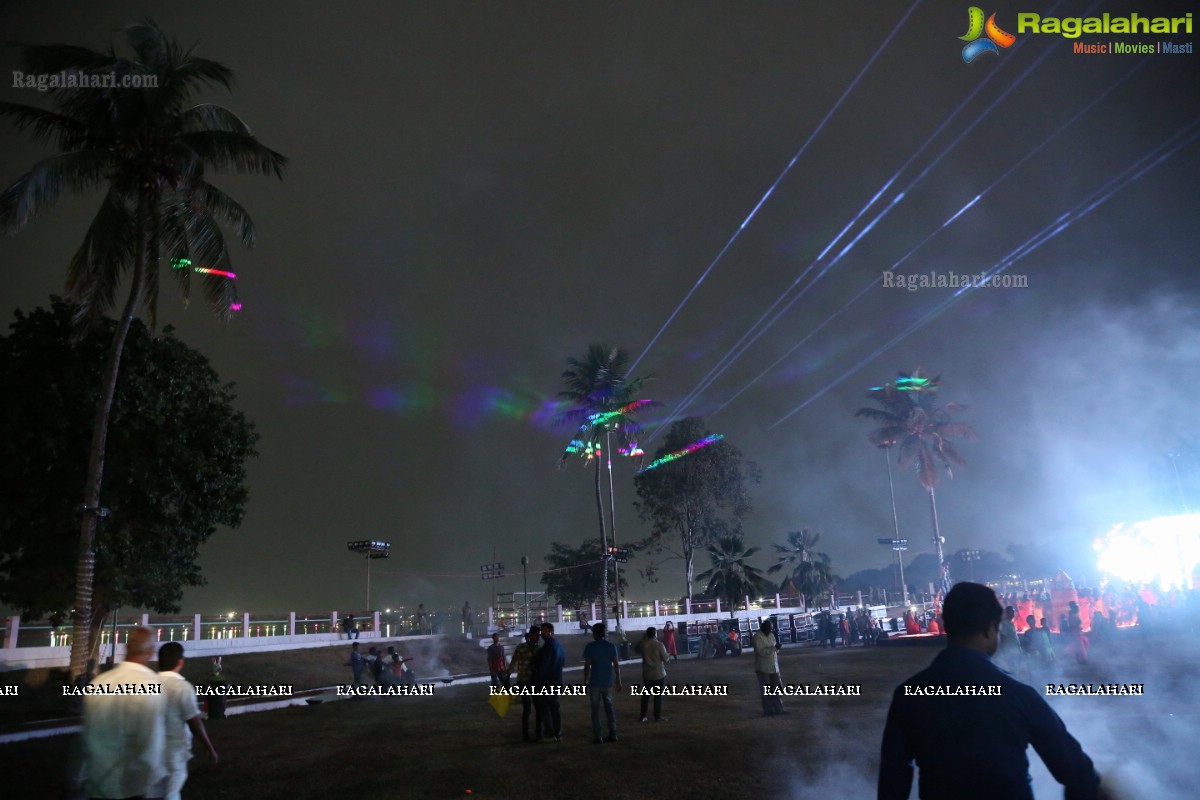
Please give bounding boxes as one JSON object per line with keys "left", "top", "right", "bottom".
{"left": 594, "top": 454, "right": 608, "bottom": 627}
{"left": 683, "top": 532, "right": 694, "bottom": 603}
{"left": 885, "top": 447, "right": 909, "bottom": 606}
{"left": 929, "top": 486, "right": 949, "bottom": 595}
{"left": 67, "top": 190, "right": 150, "bottom": 681}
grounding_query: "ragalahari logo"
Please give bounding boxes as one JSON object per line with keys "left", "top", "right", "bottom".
{"left": 960, "top": 7, "right": 1017, "bottom": 63}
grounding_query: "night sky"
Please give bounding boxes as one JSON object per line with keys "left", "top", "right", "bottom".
{"left": 1, "top": 1, "right": 1197, "bottom": 618}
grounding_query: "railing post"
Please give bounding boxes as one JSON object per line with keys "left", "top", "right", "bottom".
{"left": 685, "top": 597, "right": 692, "bottom": 615}
{"left": 140, "top": 613, "right": 149, "bottom": 627}
{"left": 331, "top": 611, "right": 339, "bottom": 637}
{"left": 488, "top": 606, "right": 494, "bottom": 629}
{"left": 716, "top": 598, "right": 722, "bottom": 615}
{"left": 589, "top": 603, "right": 596, "bottom": 623}
{"left": 622, "top": 600, "right": 628, "bottom": 619}
{"left": 372, "top": 610, "right": 380, "bottom": 635}
{"left": 288, "top": 612, "right": 296, "bottom": 637}
{"left": 3, "top": 616, "right": 18, "bottom": 649}
{"left": 242, "top": 613, "right": 250, "bottom": 639}
{"left": 653, "top": 600, "right": 660, "bottom": 617}
{"left": 193, "top": 614, "right": 201, "bottom": 642}
{"left": 775, "top": 593, "right": 781, "bottom": 609}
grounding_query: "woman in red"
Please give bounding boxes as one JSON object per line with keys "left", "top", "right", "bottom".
{"left": 661, "top": 621, "right": 678, "bottom": 663}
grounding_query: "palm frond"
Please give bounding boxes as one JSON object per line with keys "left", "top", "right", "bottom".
{"left": 15, "top": 43, "right": 114, "bottom": 75}
{"left": 180, "top": 131, "right": 286, "bottom": 178}
{"left": 180, "top": 103, "right": 252, "bottom": 135}
{"left": 0, "top": 150, "right": 114, "bottom": 231}
{"left": 0, "top": 103, "right": 89, "bottom": 150}
{"left": 196, "top": 182, "right": 256, "bottom": 246}
{"left": 64, "top": 188, "right": 137, "bottom": 330}
{"left": 124, "top": 19, "right": 175, "bottom": 75}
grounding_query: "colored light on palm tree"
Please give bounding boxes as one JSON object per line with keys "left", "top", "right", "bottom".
{"left": 173, "top": 258, "right": 238, "bottom": 280}
{"left": 856, "top": 369, "right": 975, "bottom": 595}
{"left": 636, "top": 434, "right": 724, "bottom": 474}
{"left": 556, "top": 344, "right": 658, "bottom": 628}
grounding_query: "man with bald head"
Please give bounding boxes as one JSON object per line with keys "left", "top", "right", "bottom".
{"left": 82, "top": 626, "right": 166, "bottom": 799}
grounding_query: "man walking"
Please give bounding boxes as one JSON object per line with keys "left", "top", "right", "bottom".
{"left": 633, "top": 626, "right": 669, "bottom": 723}
{"left": 507, "top": 626, "right": 541, "bottom": 742}
{"left": 532, "top": 622, "right": 565, "bottom": 741}
{"left": 156, "top": 642, "right": 219, "bottom": 800}
{"left": 752, "top": 619, "right": 785, "bottom": 716}
{"left": 582, "top": 623, "right": 622, "bottom": 743}
{"left": 487, "top": 632, "right": 509, "bottom": 687}
{"left": 878, "top": 582, "right": 1109, "bottom": 800}
{"left": 80, "top": 626, "right": 166, "bottom": 799}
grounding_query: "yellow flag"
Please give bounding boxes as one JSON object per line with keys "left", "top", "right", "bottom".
{"left": 487, "top": 692, "right": 512, "bottom": 718}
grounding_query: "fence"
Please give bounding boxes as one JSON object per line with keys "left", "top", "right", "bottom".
{"left": 2, "top": 592, "right": 913, "bottom": 671}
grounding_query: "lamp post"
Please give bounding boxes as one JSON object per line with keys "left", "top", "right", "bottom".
{"left": 881, "top": 445, "right": 908, "bottom": 606}
{"left": 347, "top": 540, "right": 391, "bottom": 611}
{"left": 521, "top": 555, "right": 529, "bottom": 628}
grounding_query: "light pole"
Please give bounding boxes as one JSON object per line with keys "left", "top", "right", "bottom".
{"left": 882, "top": 446, "right": 909, "bottom": 606}
{"left": 605, "top": 427, "right": 623, "bottom": 635}
{"left": 347, "top": 540, "right": 391, "bottom": 611}
{"left": 521, "top": 555, "right": 529, "bottom": 629}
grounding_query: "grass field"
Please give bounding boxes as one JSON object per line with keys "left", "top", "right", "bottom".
{"left": 1, "top": 631, "right": 1196, "bottom": 799}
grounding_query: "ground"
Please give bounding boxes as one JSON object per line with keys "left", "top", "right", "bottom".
{"left": 0, "top": 630, "right": 1195, "bottom": 799}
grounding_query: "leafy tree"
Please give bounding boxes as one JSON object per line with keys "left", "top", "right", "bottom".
{"left": 0, "top": 299, "right": 257, "bottom": 648}
{"left": 0, "top": 21, "right": 285, "bottom": 677}
{"left": 556, "top": 344, "right": 654, "bottom": 626}
{"left": 767, "top": 529, "right": 838, "bottom": 609}
{"left": 540, "top": 539, "right": 628, "bottom": 613}
{"left": 634, "top": 417, "right": 759, "bottom": 602}
{"left": 695, "top": 534, "right": 773, "bottom": 617}
{"left": 855, "top": 370, "right": 975, "bottom": 595}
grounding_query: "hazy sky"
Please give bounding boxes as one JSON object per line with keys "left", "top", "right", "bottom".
{"left": 1, "top": 1, "right": 1197, "bottom": 617}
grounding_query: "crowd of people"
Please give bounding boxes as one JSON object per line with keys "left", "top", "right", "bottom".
{"left": 346, "top": 641, "right": 416, "bottom": 687}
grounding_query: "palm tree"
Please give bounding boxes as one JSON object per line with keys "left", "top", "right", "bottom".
{"left": 696, "top": 534, "right": 773, "bottom": 618}
{"left": 767, "top": 528, "right": 837, "bottom": 609}
{"left": 0, "top": 20, "right": 285, "bottom": 679}
{"left": 557, "top": 344, "right": 654, "bottom": 627}
{"left": 855, "top": 370, "right": 976, "bottom": 596}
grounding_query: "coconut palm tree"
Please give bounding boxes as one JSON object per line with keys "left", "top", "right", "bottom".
{"left": 557, "top": 344, "right": 654, "bottom": 627}
{"left": 696, "top": 534, "right": 773, "bottom": 618}
{"left": 855, "top": 370, "right": 976, "bottom": 596}
{"left": 0, "top": 20, "right": 285, "bottom": 678}
{"left": 767, "top": 528, "right": 837, "bottom": 609}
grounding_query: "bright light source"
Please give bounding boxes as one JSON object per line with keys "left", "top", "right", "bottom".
{"left": 1095, "top": 513, "right": 1200, "bottom": 588}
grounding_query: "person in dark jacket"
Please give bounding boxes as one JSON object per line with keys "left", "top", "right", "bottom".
{"left": 532, "top": 622, "right": 566, "bottom": 741}
{"left": 878, "top": 582, "right": 1109, "bottom": 800}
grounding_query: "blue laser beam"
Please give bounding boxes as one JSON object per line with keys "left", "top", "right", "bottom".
{"left": 628, "top": 0, "right": 923, "bottom": 375}
{"left": 769, "top": 119, "right": 1200, "bottom": 429}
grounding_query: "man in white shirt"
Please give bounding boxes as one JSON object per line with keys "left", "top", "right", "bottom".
{"left": 752, "top": 619, "right": 785, "bottom": 716}
{"left": 82, "top": 626, "right": 166, "bottom": 799}
{"left": 155, "top": 642, "right": 218, "bottom": 800}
